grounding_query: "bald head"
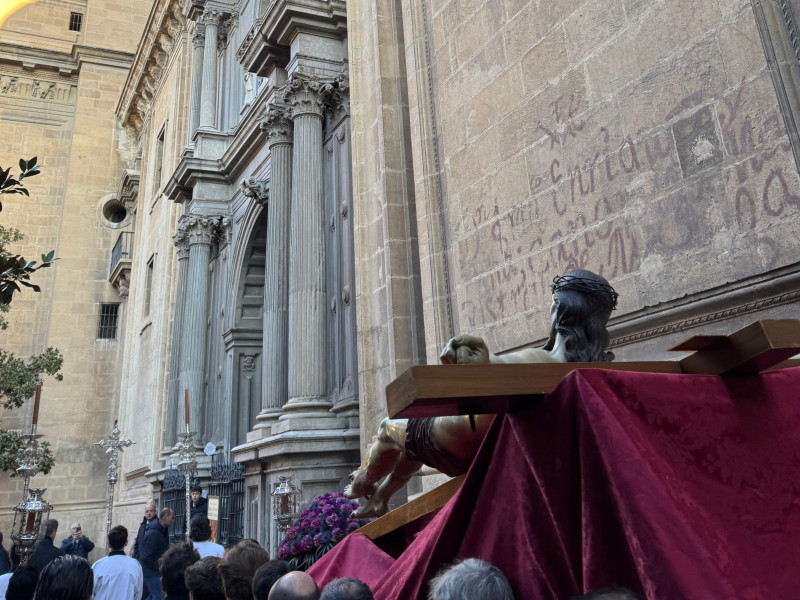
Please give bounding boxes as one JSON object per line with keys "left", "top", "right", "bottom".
{"left": 268, "top": 571, "right": 320, "bottom": 600}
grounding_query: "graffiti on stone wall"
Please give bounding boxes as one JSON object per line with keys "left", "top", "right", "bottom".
{"left": 457, "top": 75, "right": 800, "bottom": 332}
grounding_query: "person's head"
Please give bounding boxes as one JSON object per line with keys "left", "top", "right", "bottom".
{"left": 218, "top": 539, "right": 270, "bottom": 600}
{"left": 160, "top": 507, "right": 175, "bottom": 528}
{"left": 571, "top": 588, "right": 642, "bottom": 600}
{"left": 35, "top": 555, "right": 94, "bottom": 600}
{"left": 159, "top": 542, "right": 200, "bottom": 597}
{"left": 6, "top": 565, "right": 38, "bottom": 600}
{"left": 268, "top": 571, "right": 320, "bottom": 600}
{"left": 190, "top": 513, "right": 212, "bottom": 543}
{"left": 145, "top": 502, "right": 157, "bottom": 521}
{"left": 191, "top": 485, "right": 203, "bottom": 503}
{"left": 428, "top": 558, "right": 514, "bottom": 600}
{"left": 253, "top": 560, "right": 291, "bottom": 599}
{"left": 319, "top": 578, "right": 373, "bottom": 600}
{"left": 107, "top": 525, "right": 128, "bottom": 551}
{"left": 44, "top": 518, "right": 59, "bottom": 540}
{"left": 544, "top": 269, "right": 617, "bottom": 363}
{"left": 70, "top": 522, "right": 82, "bottom": 535}
{"left": 185, "top": 556, "right": 226, "bottom": 600}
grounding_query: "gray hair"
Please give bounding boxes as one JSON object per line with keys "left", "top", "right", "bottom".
{"left": 428, "top": 558, "right": 514, "bottom": 600}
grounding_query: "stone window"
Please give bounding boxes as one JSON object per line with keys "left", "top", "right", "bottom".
{"left": 69, "top": 12, "right": 82, "bottom": 32}
{"left": 154, "top": 125, "right": 166, "bottom": 196}
{"left": 97, "top": 304, "right": 120, "bottom": 339}
{"left": 143, "top": 255, "right": 154, "bottom": 317}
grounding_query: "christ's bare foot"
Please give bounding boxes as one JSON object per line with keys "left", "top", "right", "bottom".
{"left": 352, "top": 494, "right": 390, "bottom": 518}
{"left": 343, "top": 470, "right": 377, "bottom": 500}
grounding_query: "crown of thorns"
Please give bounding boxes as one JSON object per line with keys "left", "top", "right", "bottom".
{"left": 551, "top": 274, "right": 619, "bottom": 310}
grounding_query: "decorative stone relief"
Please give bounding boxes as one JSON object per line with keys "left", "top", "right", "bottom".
{"left": 173, "top": 229, "right": 190, "bottom": 260}
{"left": 260, "top": 104, "right": 293, "bottom": 145}
{"left": 242, "top": 354, "right": 257, "bottom": 377}
{"left": 241, "top": 177, "right": 270, "bottom": 206}
{"left": 282, "top": 74, "right": 333, "bottom": 119}
{"left": 327, "top": 72, "right": 350, "bottom": 125}
{"left": 200, "top": 8, "right": 224, "bottom": 28}
{"left": 178, "top": 215, "right": 218, "bottom": 246}
{"left": 191, "top": 24, "right": 205, "bottom": 48}
{"left": 116, "top": 271, "right": 131, "bottom": 297}
{"left": 236, "top": 18, "right": 262, "bottom": 62}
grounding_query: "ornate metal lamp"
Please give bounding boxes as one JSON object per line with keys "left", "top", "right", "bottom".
{"left": 177, "top": 389, "right": 198, "bottom": 542}
{"left": 95, "top": 420, "right": 134, "bottom": 550}
{"left": 11, "top": 384, "right": 53, "bottom": 565}
{"left": 272, "top": 475, "right": 301, "bottom": 539}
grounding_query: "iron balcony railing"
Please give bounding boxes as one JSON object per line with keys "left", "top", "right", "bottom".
{"left": 110, "top": 231, "right": 134, "bottom": 277}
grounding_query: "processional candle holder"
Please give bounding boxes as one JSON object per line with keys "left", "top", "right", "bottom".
{"left": 95, "top": 420, "right": 134, "bottom": 552}
{"left": 177, "top": 389, "right": 198, "bottom": 542}
{"left": 272, "top": 475, "right": 301, "bottom": 540}
{"left": 11, "top": 384, "right": 53, "bottom": 566}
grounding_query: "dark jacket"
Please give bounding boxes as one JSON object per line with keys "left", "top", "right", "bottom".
{"left": 27, "top": 536, "right": 65, "bottom": 574}
{"left": 139, "top": 519, "right": 170, "bottom": 578}
{"left": 60, "top": 534, "right": 95, "bottom": 559}
{"left": 132, "top": 517, "right": 154, "bottom": 560}
{"left": 190, "top": 496, "right": 208, "bottom": 519}
{"left": 0, "top": 543, "right": 10, "bottom": 575}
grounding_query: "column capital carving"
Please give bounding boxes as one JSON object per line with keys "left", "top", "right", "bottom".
{"left": 241, "top": 177, "right": 270, "bottom": 206}
{"left": 178, "top": 215, "right": 218, "bottom": 246}
{"left": 282, "top": 74, "right": 334, "bottom": 119}
{"left": 260, "top": 103, "right": 293, "bottom": 146}
{"left": 328, "top": 73, "right": 350, "bottom": 124}
{"left": 200, "top": 8, "right": 224, "bottom": 27}
{"left": 173, "top": 229, "right": 191, "bottom": 260}
{"left": 191, "top": 24, "right": 205, "bottom": 48}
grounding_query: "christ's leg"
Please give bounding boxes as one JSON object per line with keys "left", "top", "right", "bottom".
{"left": 352, "top": 453, "right": 422, "bottom": 518}
{"left": 344, "top": 418, "right": 409, "bottom": 500}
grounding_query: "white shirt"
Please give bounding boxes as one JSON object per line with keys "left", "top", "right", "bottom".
{"left": 193, "top": 540, "right": 224, "bottom": 558}
{"left": 92, "top": 552, "right": 143, "bottom": 600}
{"left": 0, "top": 572, "right": 11, "bottom": 599}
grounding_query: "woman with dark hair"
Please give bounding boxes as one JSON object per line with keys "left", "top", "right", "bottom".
{"left": 34, "top": 554, "right": 94, "bottom": 600}
{"left": 344, "top": 269, "right": 618, "bottom": 517}
{"left": 190, "top": 514, "right": 224, "bottom": 558}
{"left": 217, "top": 540, "right": 269, "bottom": 600}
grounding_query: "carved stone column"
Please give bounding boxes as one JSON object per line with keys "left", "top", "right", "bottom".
{"left": 178, "top": 216, "right": 217, "bottom": 432}
{"left": 282, "top": 76, "right": 333, "bottom": 417}
{"left": 199, "top": 9, "right": 222, "bottom": 129}
{"left": 189, "top": 24, "right": 205, "bottom": 140}
{"left": 254, "top": 105, "right": 293, "bottom": 430}
{"left": 166, "top": 230, "right": 191, "bottom": 447}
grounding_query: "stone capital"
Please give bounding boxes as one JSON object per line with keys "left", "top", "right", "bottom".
{"left": 241, "top": 177, "right": 270, "bottom": 206}
{"left": 173, "top": 229, "right": 190, "bottom": 260}
{"left": 200, "top": 8, "right": 223, "bottom": 28}
{"left": 191, "top": 24, "right": 205, "bottom": 48}
{"left": 178, "top": 215, "right": 217, "bottom": 246}
{"left": 282, "top": 75, "right": 334, "bottom": 120}
{"left": 328, "top": 73, "right": 350, "bottom": 123}
{"left": 260, "top": 104, "right": 293, "bottom": 146}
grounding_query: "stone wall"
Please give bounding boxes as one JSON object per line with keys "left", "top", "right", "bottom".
{"left": 349, "top": 0, "right": 800, "bottom": 454}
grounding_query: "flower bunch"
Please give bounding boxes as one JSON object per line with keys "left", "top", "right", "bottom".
{"left": 278, "top": 492, "right": 370, "bottom": 569}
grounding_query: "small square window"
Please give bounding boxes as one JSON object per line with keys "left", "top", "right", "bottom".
{"left": 69, "top": 12, "right": 82, "bottom": 32}
{"left": 98, "top": 304, "right": 120, "bottom": 339}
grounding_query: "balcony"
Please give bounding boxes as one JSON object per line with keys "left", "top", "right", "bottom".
{"left": 109, "top": 231, "right": 134, "bottom": 297}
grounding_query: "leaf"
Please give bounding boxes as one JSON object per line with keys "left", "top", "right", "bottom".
{"left": 45, "top": 250, "right": 55, "bottom": 261}
{"left": 28, "top": 157, "right": 37, "bottom": 169}
{"left": 20, "top": 189, "right": 29, "bottom": 196}
{"left": 25, "top": 170, "right": 39, "bottom": 177}
{"left": 19, "top": 159, "right": 25, "bottom": 172}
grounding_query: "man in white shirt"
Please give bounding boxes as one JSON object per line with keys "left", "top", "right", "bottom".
{"left": 93, "top": 525, "right": 144, "bottom": 600}
{"left": 190, "top": 514, "right": 224, "bottom": 558}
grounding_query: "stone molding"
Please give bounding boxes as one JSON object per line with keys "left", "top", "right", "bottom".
{"left": 282, "top": 74, "right": 332, "bottom": 119}
{"left": 116, "top": 0, "right": 186, "bottom": 137}
{"left": 240, "top": 177, "right": 270, "bottom": 206}
{"left": 327, "top": 72, "right": 350, "bottom": 127}
{"left": 260, "top": 103, "right": 293, "bottom": 146}
{"left": 117, "top": 169, "right": 140, "bottom": 210}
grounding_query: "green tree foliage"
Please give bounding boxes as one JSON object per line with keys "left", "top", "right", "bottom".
{"left": 0, "top": 158, "right": 61, "bottom": 473}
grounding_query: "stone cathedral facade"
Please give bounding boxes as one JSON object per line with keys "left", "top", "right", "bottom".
{"left": 2, "top": 0, "right": 800, "bottom": 559}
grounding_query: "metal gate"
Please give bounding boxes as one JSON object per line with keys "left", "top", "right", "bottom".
{"left": 208, "top": 461, "right": 245, "bottom": 548}
{"left": 161, "top": 469, "right": 196, "bottom": 544}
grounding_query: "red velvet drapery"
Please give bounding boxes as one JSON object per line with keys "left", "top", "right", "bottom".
{"left": 310, "top": 367, "right": 800, "bottom": 599}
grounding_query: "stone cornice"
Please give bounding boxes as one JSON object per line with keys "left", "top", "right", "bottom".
{"left": 165, "top": 154, "right": 231, "bottom": 202}
{"left": 0, "top": 42, "right": 78, "bottom": 78}
{"left": 117, "top": 169, "right": 140, "bottom": 210}
{"left": 236, "top": 16, "right": 290, "bottom": 76}
{"left": 116, "top": 0, "right": 186, "bottom": 138}
{"left": 261, "top": 0, "right": 347, "bottom": 47}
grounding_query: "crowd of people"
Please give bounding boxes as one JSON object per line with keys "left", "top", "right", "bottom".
{"left": 0, "top": 502, "right": 642, "bottom": 600}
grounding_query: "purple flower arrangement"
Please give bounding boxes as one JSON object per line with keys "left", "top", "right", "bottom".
{"left": 278, "top": 492, "right": 371, "bottom": 570}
